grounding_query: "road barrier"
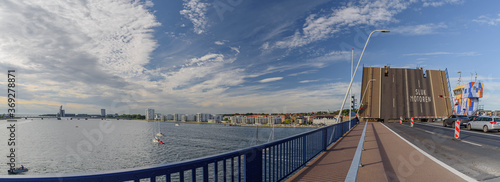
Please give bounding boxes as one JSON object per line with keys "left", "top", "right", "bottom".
{"left": 455, "top": 120, "right": 460, "bottom": 139}
{"left": 400, "top": 116, "right": 403, "bottom": 124}
{"left": 411, "top": 117, "right": 414, "bottom": 127}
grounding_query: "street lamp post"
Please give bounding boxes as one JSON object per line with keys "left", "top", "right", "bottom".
{"left": 335, "top": 30, "right": 389, "bottom": 124}
{"left": 356, "top": 79, "right": 376, "bottom": 118}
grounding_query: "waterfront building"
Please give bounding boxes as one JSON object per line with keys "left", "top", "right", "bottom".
{"left": 146, "top": 108, "right": 155, "bottom": 121}
{"left": 212, "top": 114, "right": 223, "bottom": 123}
{"left": 196, "top": 113, "right": 210, "bottom": 122}
{"left": 155, "top": 113, "right": 163, "bottom": 121}
{"left": 181, "top": 114, "right": 187, "bottom": 121}
{"left": 187, "top": 114, "right": 196, "bottom": 121}
{"left": 166, "top": 114, "right": 174, "bottom": 120}
{"left": 173, "top": 113, "right": 179, "bottom": 121}
{"left": 101, "top": 109, "right": 106, "bottom": 117}
{"left": 311, "top": 115, "right": 337, "bottom": 125}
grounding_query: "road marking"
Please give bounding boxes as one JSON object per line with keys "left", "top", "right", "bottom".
{"left": 415, "top": 122, "right": 500, "bottom": 138}
{"left": 382, "top": 123, "right": 477, "bottom": 182}
{"left": 424, "top": 130, "right": 436, "bottom": 135}
{"left": 461, "top": 140, "right": 482, "bottom": 147}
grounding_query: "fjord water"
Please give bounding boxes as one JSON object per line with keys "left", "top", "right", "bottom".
{"left": 0, "top": 118, "right": 312, "bottom": 175}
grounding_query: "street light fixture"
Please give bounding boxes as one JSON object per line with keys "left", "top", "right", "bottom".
{"left": 335, "top": 30, "right": 389, "bottom": 124}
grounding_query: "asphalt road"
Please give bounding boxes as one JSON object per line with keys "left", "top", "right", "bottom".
{"left": 384, "top": 121, "right": 500, "bottom": 181}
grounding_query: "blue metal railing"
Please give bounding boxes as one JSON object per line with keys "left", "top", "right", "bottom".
{"left": 0, "top": 119, "right": 359, "bottom": 182}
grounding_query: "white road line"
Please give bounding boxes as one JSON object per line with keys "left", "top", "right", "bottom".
{"left": 382, "top": 123, "right": 477, "bottom": 182}
{"left": 424, "top": 130, "right": 436, "bottom": 135}
{"left": 461, "top": 140, "right": 482, "bottom": 147}
{"left": 415, "top": 122, "right": 500, "bottom": 138}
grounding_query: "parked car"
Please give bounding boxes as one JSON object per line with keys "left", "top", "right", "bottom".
{"left": 443, "top": 115, "right": 469, "bottom": 128}
{"left": 468, "top": 116, "right": 479, "bottom": 122}
{"left": 467, "top": 116, "right": 500, "bottom": 132}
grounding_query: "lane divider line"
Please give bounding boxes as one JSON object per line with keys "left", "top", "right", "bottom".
{"left": 381, "top": 123, "right": 477, "bottom": 182}
{"left": 461, "top": 140, "right": 482, "bottom": 147}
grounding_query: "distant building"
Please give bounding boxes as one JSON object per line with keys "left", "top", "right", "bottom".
{"left": 187, "top": 114, "right": 196, "bottom": 121}
{"left": 146, "top": 108, "right": 155, "bottom": 120}
{"left": 181, "top": 115, "right": 187, "bottom": 121}
{"left": 155, "top": 113, "right": 163, "bottom": 121}
{"left": 60, "top": 110, "right": 65, "bottom": 117}
{"left": 166, "top": 114, "right": 173, "bottom": 120}
{"left": 196, "top": 113, "right": 210, "bottom": 122}
{"left": 101, "top": 109, "right": 106, "bottom": 117}
{"left": 173, "top": 113, "right": 179, "bottom": 121}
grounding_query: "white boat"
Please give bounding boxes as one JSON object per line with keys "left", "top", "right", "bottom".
{"left": 156, "top": 132, "right": 164, "bottom": 137}
{"left": 175, "top": 124, "right": 180, "bottom": 126}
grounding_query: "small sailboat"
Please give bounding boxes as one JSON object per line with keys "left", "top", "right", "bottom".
{"left": 175, "top": 123, "right": 180, "bottom": 126}
{"left": 155, "top": 121, "right": 164, "bottom": 136}
{"left": 8, "top": 166, "right": 28, "bottom": 174}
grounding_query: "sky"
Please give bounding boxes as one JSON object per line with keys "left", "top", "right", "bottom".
{"left": 1, "top": 0, "right": 500, "bottom": 115}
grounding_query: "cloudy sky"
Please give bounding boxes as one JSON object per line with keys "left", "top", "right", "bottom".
{"left": 1, "top": 0, "right": 500, "bottom": 115}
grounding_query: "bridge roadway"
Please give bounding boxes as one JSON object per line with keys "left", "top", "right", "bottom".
{"left": 287, "top": 121, "right": 476, "bottom": 182}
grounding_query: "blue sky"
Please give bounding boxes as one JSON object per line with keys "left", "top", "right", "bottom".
{"left": 1, "top": 0, "right": 500, "bottom": 115}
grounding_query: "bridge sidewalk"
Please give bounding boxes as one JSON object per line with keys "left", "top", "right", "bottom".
{"left": 287, "top": 122, "right": 366, "bottom": 182}
{"left": 287, "top": 122, "right": 467, "bottom": 182}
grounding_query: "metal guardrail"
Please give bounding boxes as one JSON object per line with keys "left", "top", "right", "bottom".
{"left": 345, "top": 121, "right": 368, "bottom": 182}
{"left": 0, "top": 119, "right": 359, "bottom": 182}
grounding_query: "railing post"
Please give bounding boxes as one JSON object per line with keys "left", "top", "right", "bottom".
{"left": 245, "top": 147, "right": 262, "bottom": 182}
{"left": 302, "top": 136, "right": 307, "bottom": 163}
{"left": 323, "top": 127, "right": 327, "bottom": 151}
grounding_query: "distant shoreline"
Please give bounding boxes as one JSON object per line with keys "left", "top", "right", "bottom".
{"left": 145, "top": 120, "right": 320, "bottom": 128}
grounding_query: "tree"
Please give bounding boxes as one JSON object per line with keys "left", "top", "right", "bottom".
{"left": 284, "top": 118, "right": 291, "bottom": 124}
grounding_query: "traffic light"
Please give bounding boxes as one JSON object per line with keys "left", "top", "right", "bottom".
{"left": 351, "top": 95, "right": 355, "bottom": 111}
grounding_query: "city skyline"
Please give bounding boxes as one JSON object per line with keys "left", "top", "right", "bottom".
{"left": 1, "top": 0, "right": 500, "bottom": 114}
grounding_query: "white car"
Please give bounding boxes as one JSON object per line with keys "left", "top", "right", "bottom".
{"left": 467, "top": 116, "right": 500, "bottom": 132}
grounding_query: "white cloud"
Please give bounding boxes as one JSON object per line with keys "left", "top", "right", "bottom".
{"left": 258, "top": 77, "right": 283, "bottom": 83}
{"left": 391, "top": 23, "right": 447, "bottom": 35}
{"left": 0, "top": 0, "right": 161, "bottom": 114}
{"left": 0, "top": 0, "right": 160, "bottom": 79}
{"left": 299, "top": 80, "right": 319, "bottom": 83}
{"left": 180, "top": 0, "right": 210, "bottom": 34}
{"left": 473, "top": 14, "right": 500, "bottom": 26}
{"left": 214, "top": 41, "right": 225, "bottom": 45}
{"left": 288, "top": 70, "right": 317, "bottom": 76}
{"left": 230, "top": 46, "right": 240, "bottom": 54}
{"left": 404, "top": 52, "right": 479, "bottom": 56}
{"left": 422, "top": 0, "right": 463, "bottom": 7}
{"left": 270, "top": 0, "right": 411, "bottom": 49}
{"left": 260, "top": 42, "right": 270, "bottom": 50}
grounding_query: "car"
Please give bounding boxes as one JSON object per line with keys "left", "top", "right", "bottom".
{"left": 443, "top": 115, "right": 469, "bottom": 128}
{"left": 467, "top": 116, "right": 500, "bottom": 132}
{"left": 468, "top": 116, "right": 479, "bottom": 121}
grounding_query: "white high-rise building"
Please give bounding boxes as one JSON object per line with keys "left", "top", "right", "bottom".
{"left": 146, "top": 108, "right": 155, "bottom": 120}
{"left": 101, "top": 109, "right": 106, "bottom": 117}
{"left": 197, "top": 113, "right": 211, "bottom": 122}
